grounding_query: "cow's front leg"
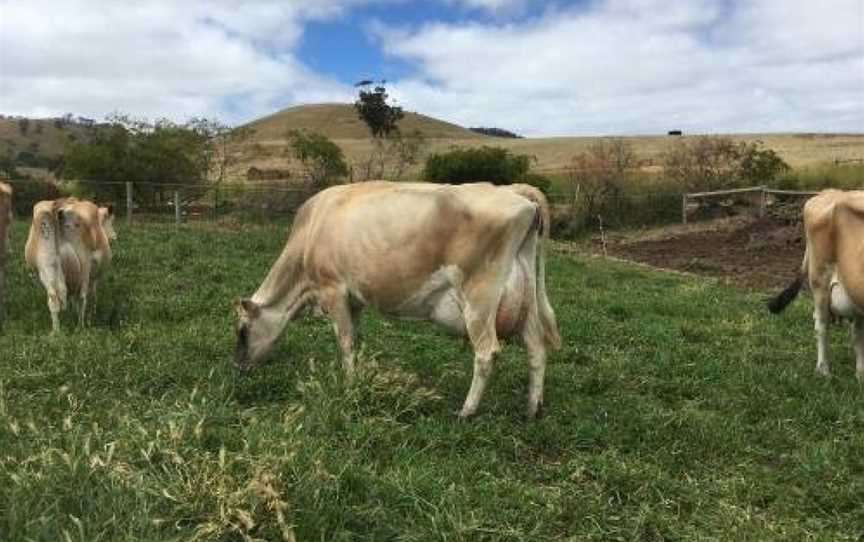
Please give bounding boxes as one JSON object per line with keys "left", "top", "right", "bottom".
{"left": 852, "top": 318, "right": 864, "bottom": 383}
{"left": 324, "top": 290, "right": 360, "bottom": 378}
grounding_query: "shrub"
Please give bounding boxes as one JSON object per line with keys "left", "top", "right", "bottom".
{"left": 9, "top": 178, "right": 65, "bottom": 217}
{"left": 422, "top": 146, "right": 532, "bottom": 185}
{"left": 287, "top": 130, "right": 349, "bottom": 187}
{"left": 522, "top": 173, "right": 552, "bottom": 195}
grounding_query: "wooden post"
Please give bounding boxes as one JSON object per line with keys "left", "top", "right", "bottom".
{"left": 126, "top": 181, "right": 133, "bottom": 226}
{"left": 213, "top": 185, "right": 219, "bottom": 222}
{"left": 759, "top": 186, "right": 767, "bottom": 218}
{"left": 174, "top": 190, "right": 181, "bottom": 228}
{"left": 682, "top": 193, "right": 688, "bottom": 225}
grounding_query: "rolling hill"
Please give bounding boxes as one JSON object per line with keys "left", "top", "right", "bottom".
{"left": 2, "top": 105, "right": 862, "bottom": 183}
{"left": 230, "top": 103, "right": 864, "bottom": 180}
{"left": 0, "top": 115, "right": 89, "bottom": 162}
{"left": 242, "top": 103, "right": 487, "bottom": 141}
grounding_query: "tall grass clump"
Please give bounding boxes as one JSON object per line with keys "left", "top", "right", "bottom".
{"left": 773, "top": 163, "right": 864, "bottom": 191}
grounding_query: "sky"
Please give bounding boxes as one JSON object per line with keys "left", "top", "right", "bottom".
{"left": 0, "top": 0, "right": 862, "bottom": 137}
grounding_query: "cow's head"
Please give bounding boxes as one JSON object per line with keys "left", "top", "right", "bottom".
{"left": 99, "top": 205, "right": 117, "bottom": 241}
{"left": 233, "top": 297, "right": 281, "bottom": 371}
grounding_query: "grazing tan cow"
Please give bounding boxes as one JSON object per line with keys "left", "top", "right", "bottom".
{"left": 0, "top": 182, "right": 12, "bottom": 327}
{"left": 235, "top": 182, "right": 561, "bottom": 418}
{"left": 769, "top": 189, "right": 864, "bottom": 381}
{"left": 25, "top": 197, "right": 115, "bottom": 332}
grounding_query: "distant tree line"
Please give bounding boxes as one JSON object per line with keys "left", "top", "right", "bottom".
{"left": 469, "top": 127, "right": 523, "bottom": 139}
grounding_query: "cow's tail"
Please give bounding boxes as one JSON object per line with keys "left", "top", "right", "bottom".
{"left": 512, "top": 184, "right": 561, "bottom": 350}
{"left": 535, "top": 199, "right": 562, "bottom": 350}
{"left": 768, "top": 244, "right": 808, "bottom": 314}
{"left": 34, "top": 205, "right": 68, "bottom": 309}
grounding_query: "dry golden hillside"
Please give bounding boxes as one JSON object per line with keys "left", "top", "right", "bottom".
{"left": 243, "top": 103, "right": 487, "bottom": 141}
{"left": 0, "top": 116, "right": 88, "bottom": 160}
{"left": 232, "top": 103, "right": 864, "bottom": 180}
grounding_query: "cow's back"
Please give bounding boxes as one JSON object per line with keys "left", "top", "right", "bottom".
{"left": 299, "top": 182, "right": 536, "bottom": 312}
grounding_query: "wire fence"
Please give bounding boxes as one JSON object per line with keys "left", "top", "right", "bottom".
{"left": 1, "top": 178, "right": 820, "bottom": 236}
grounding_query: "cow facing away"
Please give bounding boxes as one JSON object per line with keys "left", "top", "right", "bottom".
{"left": 768, "top": 189, "right": 864, "bottom": 381}
{"left": 0, "top": 182, "right": 11, "bottom": 328}
{"left": 25, "top": 197, "right": 116, "bottom": 332}
{"left": 235, "top": 182, "right": 561, "bottom": 418}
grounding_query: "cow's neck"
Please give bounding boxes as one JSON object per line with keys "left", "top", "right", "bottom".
{"left": 252, "top": 239, "right": 311, "bottom": 325}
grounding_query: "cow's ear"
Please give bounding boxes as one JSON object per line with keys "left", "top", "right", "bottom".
{"left": 105, "top": 204, "right": 114, "bottom": 216}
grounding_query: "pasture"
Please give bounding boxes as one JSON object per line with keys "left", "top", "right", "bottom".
{"left": 1, "top": 220, "right": 863, "bottom": 540}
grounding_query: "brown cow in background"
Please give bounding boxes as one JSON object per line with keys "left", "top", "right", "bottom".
{"left": 0, "top": 182, "right": 12, "bottom": 328}
{"left": 25, "top": 197, "right": 116, "bottom": 332}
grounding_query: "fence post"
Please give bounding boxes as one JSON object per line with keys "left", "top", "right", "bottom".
{"left": 682, "top": 193, "right": 688, "bottom": 225}
{"left": 759, "top": 185, "right": 767, "bottom": 218}
{"left": 126, "top": 182, "right": 133, "bottom": 226}
{"left": 174, "top": 190, "right": 181, "bottom": 229}
{"left": 213, "top": 185, "right": 219, "bottom": 222}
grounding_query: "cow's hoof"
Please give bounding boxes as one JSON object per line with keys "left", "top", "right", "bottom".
{"left": 815, "top": 365, "right": 831, "bottom": 377}
{"left": 458, "top": 409, "right": 476, "bottom": 420}
{"left": 526, "top": 402, "right": 545, "bottom": 420}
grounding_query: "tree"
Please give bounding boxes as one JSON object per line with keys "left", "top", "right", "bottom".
{"left": 185, "top": 117, "right": 254, "bottom": 184}
{"left": 738, "top": 140, "right": 790, "bottom": 185}
{"left": 664, "top": 136, "right": 742, "bottom": 191}
{"left": 60, "top": 113, "right": 242, "bottom": 206}
{"left": 354, "top": 84, "right": 404, "bottom": 139}
{"left": 663, "top": 136, "right": 790, "bottom": 191}
{"left": 387, "top": 129, "right": 427, "bottom": 180}
{"left": 286, "top": 130, "right": 349, "bottom": 187}
{"left": 566, "top": 138, "right": 638, "bottom": 228}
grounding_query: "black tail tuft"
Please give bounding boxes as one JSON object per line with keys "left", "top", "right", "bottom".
{"left": 767, "top": 276, "right": 803, "bottom": 314}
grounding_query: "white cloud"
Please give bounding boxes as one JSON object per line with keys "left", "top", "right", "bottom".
{"left": 0, "top": 0, "right": 861, "bottom": 136}
{"left": 445, "top": 0, "right": 528, "bottom": 14}
{"left": 0, "top": 0, "right": 361, "bottom": 123}
{"left": 377, "top": 0, "right": 864, "bottom": 135}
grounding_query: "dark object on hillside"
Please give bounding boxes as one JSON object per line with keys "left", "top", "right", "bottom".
{"left": 668, "top": 130, "right": 683, "bottom": 136}
{"left": 246, "top": 166, "right": 291, "bottom": 181}
{"left": 470, "top": 127, "right": 523, "bottom": 139}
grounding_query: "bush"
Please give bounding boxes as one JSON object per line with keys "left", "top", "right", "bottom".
{"left": 8, "top": 178, "right": 65, "bottom": 217}
{"left": 522, "top": 173, "right": 552, "bottom": 195}
{"left": 422, "top": 146, "right": 531, "bottom": 185}
{"left": 287, "top": 130, "right": 349, "bottom": 187}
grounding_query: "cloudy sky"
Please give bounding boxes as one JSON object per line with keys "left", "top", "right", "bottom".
{"left": 1, "top": 0, "right": 862, "bottom": 136}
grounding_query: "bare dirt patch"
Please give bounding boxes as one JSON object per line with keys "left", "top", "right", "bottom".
{"left": 583, "top": 214, "right": 805, "bottom": 291}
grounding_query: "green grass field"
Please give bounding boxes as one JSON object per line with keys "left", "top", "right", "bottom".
{"left": 1, "top": 221, "right": 863, "bottom": 541}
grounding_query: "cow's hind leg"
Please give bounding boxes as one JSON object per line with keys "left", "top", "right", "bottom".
{"left": 460, "top": 298, "right": 501, "bottom": 418}
{"left": 37, "top": 267, "right": 65, "bottom": 333}
{"left": 77, "top": 263, "right": 92, "bottom": 327}
{"left": 812, "top": 286, "right": 831, "bottom": 377}
{"left": 523, "top": 320, "right": 547, "bottom": 419}
{"left": 47, "top": 288, "right": 62, "bottom": 333}
{"left": 852, "top": 318, "right": 864, "bottom": 383}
